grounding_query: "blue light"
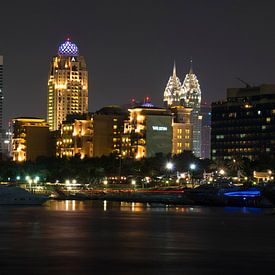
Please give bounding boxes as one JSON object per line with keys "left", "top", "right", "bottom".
{"left": 58, "top": 39, "right": 79, "bottom": 56}
{"left": 141, "top": 102, "right": 154, "bottom": 107}
{"left": 224, "top": 190, "right": 261, "bottom": 197}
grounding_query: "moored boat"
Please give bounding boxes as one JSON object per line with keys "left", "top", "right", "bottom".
{"left": 0, "top": 185, "right": 48, "bottom": 205}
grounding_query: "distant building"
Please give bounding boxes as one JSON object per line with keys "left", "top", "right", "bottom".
{"left": 0, "top": 56, "right": 3, "bottom": 160}
{"left": 12, "top": 118, "right": 52, "bottom": 162}
{"left": 181, "top": 61, "right": 202, "bottom": 158}
{"left": 57, "top": 113, "right": 93, "bottom": 158}
{"left": 171, "top": 106, "right": 193, "bottom": 155}
{"left": 47, "top": 39, "right": 88, "bottom": 131}
{"left": 125, "top": 105, "right": 172, "bottom": 159}
{"left": 211, "top": 85, "right": 275, "bottom": 161}
{"left": 93, "top": 106, "right": 127, "bottom": 157}
{"left": 163, "top": 60, "right": 202, "bottom": 157}
{"left": 163, "top": 62, "right": 183, "bottom": 107}
{"left": 200, "top": 103, "right": 211, "bottom": 159}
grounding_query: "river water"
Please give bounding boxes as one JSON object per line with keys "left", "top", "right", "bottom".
{"left": 0, "top": 200, "right": 275, "bottom": 274}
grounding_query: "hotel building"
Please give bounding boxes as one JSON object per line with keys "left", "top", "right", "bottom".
{"left": 93, "top": 106, "right": 127, "bottom": 157}
{"left": 47, "top": 39, "right": 88, "bottom": 131}
{"left": 12, "top": 118, "right": 52, "bottom": 162}
{"left": 57, "top": 113, "right": 93, "bottom": 158}
{"left": 125, "top": 105, "right": 172, "bottom": 159}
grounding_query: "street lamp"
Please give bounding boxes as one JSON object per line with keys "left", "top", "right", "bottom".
{"left": 219, "top": 169, "right": 225, "bottom": 176}
{"left": 190, "top": 163, "right": 196, "bottom": 171}
{"left": 189, "top": 163, "right": 196, "bottom": 187}
{"left": 166, "top": 162, "right": 174, "bottom": 171}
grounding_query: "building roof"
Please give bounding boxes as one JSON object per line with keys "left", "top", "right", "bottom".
{"left": 96, "top": 105, "right": 127, "bottom": 115}
{"left": 58, "top": 38, "right": 79, "bottom": 56}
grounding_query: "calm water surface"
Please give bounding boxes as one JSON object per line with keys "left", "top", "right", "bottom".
{"left": 0, "top": 200, "right": 275, "bottom": 274}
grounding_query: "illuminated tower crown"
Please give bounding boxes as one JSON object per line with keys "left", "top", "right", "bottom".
{"left": 181, "top": 60, "right": 201, "bottom": 108}
{"left": 163, "top": 62, "right": 183, "bottom": 107}
{"left": 181, "top": 60, "right": 202, "bottom": 158}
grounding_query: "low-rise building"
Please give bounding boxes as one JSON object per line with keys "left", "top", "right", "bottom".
{"left": 93, "top": 106, "right": 127, "bottom": 157}
{"left": 57, "top": 113, "right": 93, "bottom": 158}
{"left": 125, "top": 106, "right": 172, "bottom": 159}
{"left": 12, "top": 117, "right": 52, "bottom": 162}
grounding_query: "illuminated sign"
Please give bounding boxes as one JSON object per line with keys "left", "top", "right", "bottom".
{"left": 152, "top": 126, "right": 167, "bottom": 131}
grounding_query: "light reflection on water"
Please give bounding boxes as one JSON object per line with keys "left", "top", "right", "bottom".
{"left": 0, "top": 200, "right": 275, "bottom": 274}
{"left": 45, "top": 200, "right": 270, "bottom": 215}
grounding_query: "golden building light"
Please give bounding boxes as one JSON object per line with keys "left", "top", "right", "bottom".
{"left": 47, "top": 38, "right": 88, "bottom": 131}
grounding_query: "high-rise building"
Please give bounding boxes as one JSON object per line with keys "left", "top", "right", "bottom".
{"left": 47, "top": 39, "right": 88, "bottom": 131}
{"left": 57, "top": 113, "right": 93, "bottom": 158}
{"left": 181, "top": 61, "right": 202, "bottom": 158}
{"left": 200, "top": 102, "right": 211, "bottom": 159}
{"left": 211, "top": 85, "right": 275, "bottom": 161}
{"left": 12, "top": 118, "right": 52, "bottom": 162}
{"left": 0, "top": 56, "right": 3, "bottom": 160}
{"left": 125, "top": 105, "right": 172, "bottom": 159}
{"left": 163, "top": 63, "right": 183, "bottom": 107}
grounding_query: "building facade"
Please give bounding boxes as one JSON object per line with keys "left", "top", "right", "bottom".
{"left": 211, "top": 85, "right": 275, "bottom": 161}
{"left": 200, "top": 102, "right": 211, "bottom": 159}
{"left": 93, "top": 106, "right": 127, "bottom": 157}
{"left": 47, "top": 39, "right": 88, "bottom": 131}
{"left": 181, "top": 62, "right": 202, "bottom": 158}
{"left": 12, "top": 118, "right": 52, "bottom": 162}
{"left": 57, "top": 114, "right": 93, "bottom": 158}
{"left": 0, "top": 56, "right": 3, "bottom": 160}
{"left": 171, "top": 106, "right": 193, "bottom": 155}
{"left": 125, "top": 106, "right": 172, "bottom": 159}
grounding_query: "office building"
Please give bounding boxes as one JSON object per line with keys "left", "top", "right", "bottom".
{"left": 211, "top": 85, "right": 275, "bottom": 161}
{"left": 47, "top": 39, "right": 88, "bottom": 131}
{"left": 12, "top": 118, "right": 52, "bottom": 162}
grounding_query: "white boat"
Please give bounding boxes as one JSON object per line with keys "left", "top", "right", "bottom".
{"left": 0, "top": 185, "right": 48, "bottom": 205}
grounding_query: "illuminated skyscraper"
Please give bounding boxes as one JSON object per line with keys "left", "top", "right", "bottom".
{"left": 47, "top": 39, "right": 88, "bottom": 131}
{"left": 163, "top": 62, "right": 183, "bottom": 107}
{"left": 0, "top": 56, "right": 3, "bottom": 159}
{"left": 182, "top": 61, "right": 202, "bottom": 157}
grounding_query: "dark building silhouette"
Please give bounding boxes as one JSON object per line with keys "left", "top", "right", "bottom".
{"left": 211, "top": 85, "right": 275, "bottom": 161}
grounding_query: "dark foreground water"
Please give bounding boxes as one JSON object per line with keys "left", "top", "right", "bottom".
{"left": 0, "top": 201, "right": 275, "bottom": 275}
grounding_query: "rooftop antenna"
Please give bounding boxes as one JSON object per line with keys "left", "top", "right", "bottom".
{"left": 236, "top": 77, "right": 251, "bottom": 88}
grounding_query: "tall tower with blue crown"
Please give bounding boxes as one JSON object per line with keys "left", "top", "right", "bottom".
{"left": 47, "top": 38, "right": 88, "bottom": 131}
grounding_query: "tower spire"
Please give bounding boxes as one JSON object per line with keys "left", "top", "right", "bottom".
{"left": 189, "top": 58, "right": 193, "bottom": 74}
{"left": 173, "top": 60, "right": 177, "bottom": 78}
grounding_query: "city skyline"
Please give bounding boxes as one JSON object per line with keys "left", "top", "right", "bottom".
{"left": 1, "top": 0, "right": 275, "bottom": 128}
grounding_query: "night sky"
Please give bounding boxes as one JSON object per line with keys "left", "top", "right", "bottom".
{"left": 1, "top": 0, "right": 275, "bottom": 127}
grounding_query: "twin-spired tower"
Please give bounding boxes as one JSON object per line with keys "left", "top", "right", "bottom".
{"left": 163, "top": 61, "right": 202, "bottom": 158}
{"left": 47, "top": 39, "right": 88, "bottom": 131}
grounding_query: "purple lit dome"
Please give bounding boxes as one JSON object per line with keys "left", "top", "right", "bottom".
{"left": 58, "top": 39, "right": 79, "bottom": 56}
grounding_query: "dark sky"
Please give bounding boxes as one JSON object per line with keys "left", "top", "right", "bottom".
{"left": 1, "top": 0, "right": 275, "bottom": 127}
